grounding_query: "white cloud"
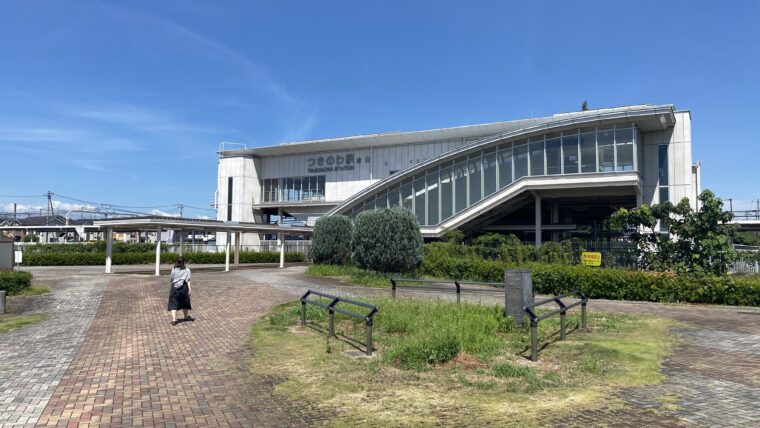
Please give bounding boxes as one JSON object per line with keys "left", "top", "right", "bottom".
{"left": 150, "top": 209, "right": 180, "bottom": 217}
{"left": 195, "top": 214, "right": 212, "bottom": 220}
{"left": 2, "top": 200, "right": 97, "bottom": 214}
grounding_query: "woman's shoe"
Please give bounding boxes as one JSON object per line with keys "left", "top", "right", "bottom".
{"left": 184, "top": 315, "right": 194, "bottom": 322}
{"left": 171, "top": 320, "right": 178, "bottom": 325}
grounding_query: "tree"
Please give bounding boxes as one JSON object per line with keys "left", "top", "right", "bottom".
{"left": 311, "top": 215, "right": 353, "bottom": 264}
{"left": 611, "top": 189, "right": 735, "bottom": 275}
{"left": 352, "top": 207, "right": 424, "bottom": 273}
{"left": 581, "top": 100, "right": 588, "bottom": 111}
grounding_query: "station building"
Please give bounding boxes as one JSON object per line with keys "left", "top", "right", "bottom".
{"left": 216, "top": 104, "right": 700, "bottom": 246}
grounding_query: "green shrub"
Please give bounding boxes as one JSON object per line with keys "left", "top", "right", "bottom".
{"left": 312, "top": 215, "right": 353, "bottom": 265}
{"left": 0, "top": 271, "right": 33, "bottom": 294}
{"left": 21, "top": 251, "right": 304, "bottom": 266}
{"left": 352, "top": 207, "right": 424, "bottom": 273}
{"left": 385, "top": 330, "right": 461, "bottom": 370}
{"left": 418, "top": 251, "right": 760, "bottom": 306}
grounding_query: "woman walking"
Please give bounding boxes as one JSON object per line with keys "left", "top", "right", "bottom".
{"left": 168, "top": 256, "right": 193, "bottom": 325}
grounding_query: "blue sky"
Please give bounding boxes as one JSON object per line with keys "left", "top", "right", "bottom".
{"left": 1, "top": 0, "right": 759, "bottom": 218}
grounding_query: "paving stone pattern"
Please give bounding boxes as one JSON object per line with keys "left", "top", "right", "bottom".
{"left": 34, "top": 274, "right": 330, "bottom": 428}
{"left": 3, "top": 265, "right": 758, "bottom": 427}
{"left": 0, "top": 276, "right": 107, "bottom": 428}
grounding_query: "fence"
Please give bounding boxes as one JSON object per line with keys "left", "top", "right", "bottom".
{"left": 569, "top": 242, "right": 638, "bottom": 269}
{"left": 15, "top": 240, "right": 313, "bottom": 257}
{"left": 523, "top": 290, "right": 589, "bottom": 361}
{"left": 390, "top": 278, "right": 503, "bottom": 304}
{"left": 300, "top": 290, "right": 379, "bottom": 356}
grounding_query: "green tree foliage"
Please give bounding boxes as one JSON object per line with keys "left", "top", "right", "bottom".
{"left": 611, "top": 189, "right": 735, "bottom": 275}
{"left": 352, "top": 207, "right": 424, "bottom": 273}
{"left": 311, "top": 215, "right": 353, "bottom": 265}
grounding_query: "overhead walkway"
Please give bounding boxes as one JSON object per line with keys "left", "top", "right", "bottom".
{"left": 329, "top": 105, "right": 674, "bottom": 242}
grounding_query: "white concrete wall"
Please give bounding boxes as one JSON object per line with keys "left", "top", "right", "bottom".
{"left": 217, "top": 156, "right": 262, "bottom": 246}
{"left": 640, "top": 111, "right": 695, "bottom": 209}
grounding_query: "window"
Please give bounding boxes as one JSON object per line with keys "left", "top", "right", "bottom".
{"left": 658, "top": 144, "right": 669, "bottom": 205}
{"left": 453, "top": 160, "right": 467, "bottom": 213}
{"left": 401, "top": 180, "right": 413, "bottom": 211}
{"left": 545, "top": 135, "right": 561, "bottom": 175}
{"left": 440, "top": 165, "right": 453, "bottom": 220}
{"left": 468, "top": 157, "right": 482, "bottom": 205}
{"left": 376, "top": 192, "right": 387, "bottom": 210}
{"left": 580, "top": 130, "right": 596, "bottom": 173}
{"left": 514, "top": 142, "right": 529, "bottom": 179}
{"left": 615, "top": 128, "right": 634, "bottom": 171}
{"left": 497, "top": 145, "right": 513, "bottom": 188}
{"left": 414, "top": 175, "right": 426, "bottom": 225}
{"left": 426, "top": 170, "right": 439, "bottom": 225}
{"left": 562, "top": 133, "right": 579, "bottom": 174}
{"left": 388, "top": 185, "right": 400, "bottom": 207}
{"left": 227, "top": 177, "right": 233, "bottom": 221}
{"left": 483, "top": 151, "right": 497, "bottom": 196}
{"left": 529, "top": 139, "right": 544, "bottom": 176}
{"left": 597, "top": 128, "right": 615, "bottom": 172}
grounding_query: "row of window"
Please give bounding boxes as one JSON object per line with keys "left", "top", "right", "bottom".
{"left": 347, "top": 124, "right": 639, "bottom": 226}
{"left": 261, "top": 176, "right": 326, "bottom": 202}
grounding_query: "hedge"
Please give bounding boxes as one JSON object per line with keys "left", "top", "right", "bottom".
{"left": 352, "top": 207, "right": 424, "bottom": 273}
{"left": 21, "top": 251, "right": 305, "bottom": 266}
{"left": 419, "top": 254, "right": 760, "bottom": 306}
{"left": 0, "top": 271, "right": 33, "bottom": 294}
{"left": 312, "top": 215, "right": 353, "bottom": 265}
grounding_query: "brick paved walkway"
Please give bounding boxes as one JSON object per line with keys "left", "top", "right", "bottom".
{"left": 0, "top": 276, "right": 107, "bottom": 428}
{"left": 3, "top": 266, "right": 758, "bottom": 427}
{"left": 34, "top": 273, "right": 330, "bottom": 428}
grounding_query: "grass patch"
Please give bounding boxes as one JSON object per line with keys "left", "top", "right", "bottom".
{"left": 251, "top": 298, "right": 673, "bottom": 426}
{"left": 305, "top": 264, "right": 392, "bottom": 288}
{"left": 10, "top": 284, "right": 52, "bottom": 297}
{"left": 0, "top": 314, "right": 45, "bottom": 334}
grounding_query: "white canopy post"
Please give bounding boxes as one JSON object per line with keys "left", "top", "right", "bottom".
{"left": 105, "top": 227, "right": 113, "bottom": 274}
{"left": 225, "top": 231, "right": 231, "bottom": 272}
{"left": 234, "top": 231, "right": 241, "bottom": 267}
{"left": 279, "top": 231, "right": 285, "bottom": 268}
{"left": 178, "top": 230, "right": 184, "bottom": 257}
{"left": 155, "top": 226, "right": 162, "bottom": 276}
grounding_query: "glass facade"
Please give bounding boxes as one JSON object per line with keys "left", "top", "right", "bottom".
{"left": 344, "top": 123, "right": 638, "bottom": 226}
{"left": 261, "top": 175, "right": 326, "bottom": 202}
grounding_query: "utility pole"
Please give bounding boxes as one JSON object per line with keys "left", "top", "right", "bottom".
{"left": 728, "top": 198, "right": 733, "bottom": 212}
{"left": 178, "top": 204, "right": 184, "bottom": 218}
{"left": 45, "top": 191, "right": 55, "bottom": 225}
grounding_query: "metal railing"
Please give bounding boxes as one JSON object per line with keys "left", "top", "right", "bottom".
{"left": 300, "top": 290, "right": 379, "bottom": 356}
{"left": 390, "top": 278, "right": 503, "bottom": 304}
{"left": 523, "top": 290, "right": 589, "bottom": 361}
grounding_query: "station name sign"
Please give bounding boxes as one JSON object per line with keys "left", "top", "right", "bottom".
{"left": 307, "top": 153, "right": 370, "bottom": 174}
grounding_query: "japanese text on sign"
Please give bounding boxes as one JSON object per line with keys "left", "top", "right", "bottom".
{"left": 581, "top": 252, "right": 602, "bottom": 267}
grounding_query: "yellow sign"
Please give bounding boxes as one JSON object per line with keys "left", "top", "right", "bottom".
{"left": 581, "top": 252, "right": 602, "bottom": 267}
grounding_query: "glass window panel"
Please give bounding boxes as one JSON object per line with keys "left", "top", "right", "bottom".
{"left": 598, "top": 130, "right": 614, "bottom": 172}
{"left": 376, "top": 192, "right": 388, "bottom": 210}
{"left": 317, "top": 176, "right": 326, "bottom": 199}
{"left": 658, "top": 145, "right": 669, "bottom": 185}
{"left": 286, "top": 178, "right": 294, "bottom": 201}
{"left": 483, "top": 152, "right": 497, "bottom": 196}
{"left": 293, "top": 178, "right": 302, "bottom": 201}
{"left": 453, "top": 161, "right": 467, "bottom": 213}
{"left": 426, "top": 172, "right": 439, "bottom": 225}
{"left": 498, "top": 146, "right": 513, "bottom": 188}
{"left": 388, "top": 185, "right": 400, "bottom": 208}
{"left": 659, "top": 187, "right": 669, "bottom": 204}
{"left": 580, "top": 132, "right": 596, "bottom": 173}
{"left": 615, "top": 129, "right": 634, "bottom": 171}
{"left": 440, "top": 166, "right": 453, "bottom": 221}
{"left": 545, "top": 137, "right": 561, "bottom": 175}
{"left": 414, "top": 176, "right": 426, "bottom": 225}
{"left": 562, "top": 134, "right": 579, "bottom": 174}
{"left": 468, "top": 158, "right": 482, "bottom": 205}
{"left": 401, "top": 180, "right": 413, "bottom": 211}
{"left": 273, "top": 179, "right": 281, "bottom": 202}
{"left": 530, "top": 140, "right": 544, "bottom": 176}
{"left": 514, "top": 143, "right": 529, "bottom": 179}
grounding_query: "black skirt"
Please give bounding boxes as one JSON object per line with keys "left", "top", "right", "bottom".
{"left": 168, "top": 281, "right": 192, "bottom": 311}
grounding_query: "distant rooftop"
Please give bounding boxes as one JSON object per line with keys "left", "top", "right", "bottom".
{"left": 220, "top": 104, "right": 674, "bottom": 158}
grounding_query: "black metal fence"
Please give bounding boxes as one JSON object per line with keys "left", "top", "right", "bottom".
{"left": 300, "top": 290, "right": 379, "bottom": 356}
{"left": 569, "top": 241, "right": 638, "bottom": 269}
{"left": 523, "top": 290, "right": 589, "bottom": 361}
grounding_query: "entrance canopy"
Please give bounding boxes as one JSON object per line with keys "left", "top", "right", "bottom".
{"left": 94, "top": 216, "right": 313, "bottom": 275}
